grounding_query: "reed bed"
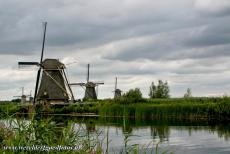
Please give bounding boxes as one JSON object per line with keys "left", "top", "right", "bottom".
{"left": 1, "top": 97, "right": 230, "bottom": 120}
{"left": 99, "top": 97, "right": 230, "bottom": 120}
{"left": 0, "top": 115, "right": 172, "bottom": 154}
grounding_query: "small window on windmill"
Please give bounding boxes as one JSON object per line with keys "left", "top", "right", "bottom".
{"left": 43, "top": 91, "right": 48, "bottom": 96}
{"left": 42, "top": 91, "right": 49, "bottom": 99}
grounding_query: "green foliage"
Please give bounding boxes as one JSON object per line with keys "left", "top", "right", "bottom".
{"left": 149, "top": 80, "right": 170, "bottom": 98}
{"left": 2, "top": 97, "right": 230, "bottom": 121}
{"left": 52, "top": 103, "right": 99, "bottom": 114}
{"left": 0, "top": 123, "right": 14, "bottom": 148}
{"left": 100, "top": 97, "right": 230, "bottom": 120}
{"left": 149, "top": 82, "right": 157, "bottom": 98}
{"left": 0, "top": 102, "right": 20, "bottom": 117}
{"left": 0, "top": 115, "right": 172, "bottom": 154}
{"left": 114, "top": 88, "right": 143, "bottom": 104}
{"left": 1, "top": 116, "right": 104, "bottom": 154}
{"left": 123, "top": 88, "right": 142, "bottom": 99}
{"left": 11, "top": 99, "right": 21, "bottom": 103}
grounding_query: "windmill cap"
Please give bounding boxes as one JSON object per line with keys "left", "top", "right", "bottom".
{"left": 115, "top": 89, "right": 122, "bottom": 92}
{"left": 85, "top": 82, "right": 96, "bottom": 87}
{"left": 41, "top": 59, "right": 65, "bottom": 69}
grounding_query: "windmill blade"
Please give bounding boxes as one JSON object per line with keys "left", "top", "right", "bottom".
{"left": 87, "top": 63, "right": 90, "bottom": 82}
{"left": 18, "top": 62, "right": 39, "bottom": 69}
{"left": 65, "top": 61, "right": 77, "bottom": 66}
{"left": 62, "top": 69, "right": 75, "bottom": 102}
{"left": 13, "top": 96, "right": 21, "bottom": 98}
{"left": 115, "top": 77, "right": 117, "bottom": 91}
{"left": 69, "top": 83, "right": 86, "bottom": 86}
{"left": 96, "top": 85, "right": 99, "bottom": 97}
{"left": 18, "top": 62, "right": 39, "bottom": 66}
{"left": 33, "top": 68, "right": 41, "bottom": 104}
{"left": 40, "top": 22, "right": 47, "bottom": 64}
{"left": 95, "top": 81, "right": 104, "bottom": 85}
{"left": 33, "top": 22, "right": 47, "bottom": 104}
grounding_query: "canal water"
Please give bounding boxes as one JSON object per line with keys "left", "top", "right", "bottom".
{"left": 1, "top": 116, "right": 230, "bottom": 153}
{"left": 88, "top": 125, "right": 230, "bottom": 153}
{"left": 71, "top": 116, "right": 230, "bottom": 153}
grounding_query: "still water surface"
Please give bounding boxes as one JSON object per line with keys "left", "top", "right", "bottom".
{"left": 71, "top": 117, "right": 230, "bottom": 154}
{"left": 2, "top": 116, "right": 230, "bottom": 153}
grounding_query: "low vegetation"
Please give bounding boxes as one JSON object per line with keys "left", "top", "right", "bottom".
{"left": 0, "top": 115, "right": 171, "bottom": 154}
{"left": 1, "top": 96, "right": 230, "bottom": 121}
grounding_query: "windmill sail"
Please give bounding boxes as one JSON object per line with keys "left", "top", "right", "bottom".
{"left": 34, "top": 22, "right": 47, "bottom": 103}
{"left": 18, "top": 22, "right": 75, "bottom": 104}
{"left": 18, "top": 62, "right": 39, "bottom": 66}
{"left": 69, "top": 63, "right": 104, "bottom": 100}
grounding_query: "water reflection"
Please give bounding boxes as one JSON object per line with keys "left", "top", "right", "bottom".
{"left": 150, "top": 125, "right": 169, "bottom": 142}
{"left": 1, "top": 115, "right": 230, "bottom": 153}
{"left": 44, "top": 115, "right": 230, "bottom": 142}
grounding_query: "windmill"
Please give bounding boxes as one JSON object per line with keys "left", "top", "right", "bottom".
{"left": 114, "top": 77, "right": 122, "bottom": 98}
{"left": 13, "top": 87, "right": 31, "bottom": 103}
{"left": 70, "top": 64, "right": 104, "bottom": 100}
{"left": 18, "top": 22, "right": 74, "bottom": 104}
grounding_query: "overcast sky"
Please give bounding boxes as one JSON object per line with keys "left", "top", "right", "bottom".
{"left": 1, "top": 0, "right": 230, "bottom": 100}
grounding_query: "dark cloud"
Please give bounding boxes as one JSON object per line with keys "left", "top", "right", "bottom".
{"left": 1, "top": 0, "right": 230, "bottom": 99}
{"left": 103, "top": 19, "right": 230, "bottom": 61}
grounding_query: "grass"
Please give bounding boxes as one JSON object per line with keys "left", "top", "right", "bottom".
{"left": 1, "top": 98, "right": 229, "bottom": 153}
{"left": 0, "top": 115, "right": 172, "bottom": 154}
{"left": 0, "top": 102, "right": 20, "bottom": 117}
{"left": 0, "top": 115, "right": 104, "bottom": 154}
{"left": 1, "top": 97, "right": 230, "bottom": 121}
{"left": 99, "top": 97, "right": 230, "bottom": 121}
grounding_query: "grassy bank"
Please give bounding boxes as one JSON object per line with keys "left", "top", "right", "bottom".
{"left": 0, "top": 116, "right": 104, "bottom": 154}
{"left": 0, "top": 102, "right": 20, "bottom": 117}
{"left": 100, "top": 97, "right": 230, "bottom": 120}
{"left": 1, "top": 97, "right": 230, "bottom": 120}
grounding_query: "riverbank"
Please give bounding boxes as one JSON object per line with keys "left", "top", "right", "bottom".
{"left": 1, "top": 98, "right": 230, "bottom": 153}
{"left": 1, "top": 97, "right": 230, "bottom": 120}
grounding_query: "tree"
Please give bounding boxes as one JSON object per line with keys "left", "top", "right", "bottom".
{"left": 124, "top": 88, "right": 142, "bottom": 99}
{"left": 156, "top": 80, "right": 164, "bottom": 98}
{"left": 163, "top": 81, "right": 170, "bottom": 98}
{"left": 123, "top": 88, "right": 142, "bottom": 103}
{"left": 184, "top": 88, "right": 192, "bottom": 98}
{"left": 149, "top": 82, "right": 157, "bottom": 98}
{"left": 149, "top": 80, "right": 170, "bottom": 98}
{"left": 11, "top": 98, "right": 21, "bottom": 103}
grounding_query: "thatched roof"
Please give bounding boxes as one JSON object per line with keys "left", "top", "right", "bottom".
{"left": 85, "top": 82, "right": 96, "bottom": 88}
{"left": 41, "top": 59, "right": 65, "bottom": 69}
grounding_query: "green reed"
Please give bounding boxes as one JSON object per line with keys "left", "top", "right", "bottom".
{"left": 99, "top": 97, "right": 230, "bottom": 120}
{"left": 0, "top": 115, "right": 104, "bottom": 154}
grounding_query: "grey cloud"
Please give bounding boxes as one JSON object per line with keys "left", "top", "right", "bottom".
{"left": 0, "top": 0, "right": 194, "bottom": 55}
{"left": 194, "top": 0, "right": 230, "bottom": 17}
{"left": 103, "top": 17, "right": 230, "bottom": 61}
{"left": 2, "top": 0, "right": 230, "bottom": 99}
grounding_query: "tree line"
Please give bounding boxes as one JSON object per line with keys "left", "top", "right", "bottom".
{"left": 121, "top": 80, "right": 192, "bottom": 101}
